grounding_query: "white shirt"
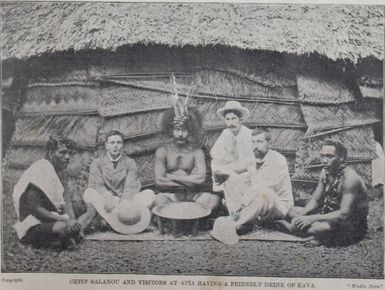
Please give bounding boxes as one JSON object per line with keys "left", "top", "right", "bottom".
{"left": 244, "top": 149, "right": 294, "bottom": 215}
{"left": 210, "top": 125, "right": 254, "bottom": 172}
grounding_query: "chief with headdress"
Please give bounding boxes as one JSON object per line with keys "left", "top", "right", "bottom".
{"left": 153, "top": 76, "right": 220, "bottom": 213}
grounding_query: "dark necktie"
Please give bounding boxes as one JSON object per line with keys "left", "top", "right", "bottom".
{"left": 256, "top": 161, "right": 264, "bottom": 170}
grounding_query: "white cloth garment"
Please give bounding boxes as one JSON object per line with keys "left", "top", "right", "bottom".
{"left": 210, "top": 125, "right": 255, "bottom": 191}
{"left": 83, "top": 188, "right": 155, "bottom": 227}
{"left": 12, "top": 159, "right": 67, "bottom": 239}
{"left": 223, "top": 149, "right": 294, "bottom": 226}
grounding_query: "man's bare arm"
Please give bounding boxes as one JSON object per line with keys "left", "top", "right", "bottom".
{"left": 167, "top": 149, "right": 206, "bottom": 187}
{"left": 310, "top": 172, "right": 359, "bottom": 222}
{"left": 26, "top": 189, "right": 69, "bottom": 222}
{"left": 63, "top": 189, "right": 76, "bottom": 219}
{"left": 299, "top": 170, "right": 326, "bottom": 216}
{"left": 154, "top": 147, "right": 183, "bottom": 188}
{"left": 293, "top": 171, "right": 360, "bottom": 229}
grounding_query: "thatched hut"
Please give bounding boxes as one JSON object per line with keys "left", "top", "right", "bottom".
{"left": 2, "top": 3, "right": 383, "bottom": 210}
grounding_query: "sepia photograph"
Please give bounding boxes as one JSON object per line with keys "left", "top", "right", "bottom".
{"left": 1, "top": 1, "right": 384, "bottom": 288}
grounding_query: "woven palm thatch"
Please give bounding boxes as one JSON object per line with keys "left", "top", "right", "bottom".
{"left": 300, "top": 104, "right": 379, "bottom": 133}
{"left": 293, "top": 161, "right": 372, "bottom": 185}
{"left": 199, "top": 99, "right": 305, "bottom": 129}
{"left": 98, "top": 86, "right": 173, "bottom": 117}
{"left": 4, "top": 146, "right": 95, "bottom": 178}
{"left": 11, "top": 116, "right": 101, "bottom": 149}
{"left": 134, "top": 154, "right": 155, "bottom": 187}
{"left": 123, "top": 133, "right": 170, "bottom": 156}
{"left": 2, "top": 168, "right": 24, "bottom": 186}
{"left": 99, "top": 111, "right": 163, "bottom": 141}
{"left": 225, "top": 69, "right": 297, "bottom": 88}
{"left": 192, "top": 69, "right": 298, "bottom": 100}
{"left": 297, "top": 74, "right": 356, "bottom": 104}
{"left": 3, "top": 3, "right": 383, "bottom": 63}
{"left": 293, "top": 125, "right": 375, "bottom": 185}
{"left": 20, "top": 85, "right": 101, "bottom": 115}
{"left": 100, "top": 69, "right": 300, "bottom": 118}
{"left": 203, "top": 128, "right": 305, "bottom": 154}
{"left": 301, "top": 126, "right": 376, "bottom": 164}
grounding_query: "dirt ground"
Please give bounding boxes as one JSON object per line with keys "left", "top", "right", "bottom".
{"left": 2, "top": 180, "right": 384, "bottom": 278}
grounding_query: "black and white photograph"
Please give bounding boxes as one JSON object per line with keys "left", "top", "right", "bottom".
{"left": 1, "top": 1, "right": 384, "bottom": 288}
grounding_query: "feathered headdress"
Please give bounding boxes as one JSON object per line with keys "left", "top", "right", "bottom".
{"left": 159, "top": 74, "right": 203, "bottom": 148}
{"left": 171, "top": 74, "right": 190, "bottom": 129}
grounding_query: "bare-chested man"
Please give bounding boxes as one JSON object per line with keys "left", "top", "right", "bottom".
{"left": 277, "top": 140, "right": 369, "bottom": 245}
{"left": 154, "top": 105, "right": 219, "bottom": 210}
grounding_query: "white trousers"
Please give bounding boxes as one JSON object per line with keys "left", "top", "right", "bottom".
{"left": 223, "top": 173, "right": 289, "bottom": 227}
{"left": 83, "top": 188, "right": 155, "bottom": 225}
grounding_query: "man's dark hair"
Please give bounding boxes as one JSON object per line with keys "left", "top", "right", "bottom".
{"left": 104, "top": 130, "right": 124, "bottom": 143}
{"left": 223, "top": 109, "right": 242, "bottom": 119}
{"left": 46, "top": 135, "right": 76, "bottom": 155}
{"left": 160, "top": 107, "right": 204, "bottom": 148}
{"left": 321, "top": 139, "right": 347, "bottom": 160}
{"left": 251, "top": 127, "right": 272, "bottom": 142}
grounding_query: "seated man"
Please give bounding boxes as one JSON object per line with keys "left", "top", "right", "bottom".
{"left": 154, "top": 102, "right": 219, "bottom": 211}
{"left": 210, "top": 101, "right": 255, "bottom": 193}
{"left": 78, "top": 130, "right": 155, "bottom": 234}
{"left": 211, "top": 128, "right": 294, "bottom": 244}
{"left": 13, "top": 135, "right": 81, "bottom": 249}
{"left": 280, "top": 140, "right": 369, "bottom": 246}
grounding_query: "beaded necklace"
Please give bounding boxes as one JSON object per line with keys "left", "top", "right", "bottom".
{"left": 320, "top": 163, "right": 346, "bottom": 214}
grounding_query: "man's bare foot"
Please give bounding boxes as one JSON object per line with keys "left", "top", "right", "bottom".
{"left": 213, "top": 171, "right": 230, "bottom": 185}
{"left": 274, "top": 220, "right": 313, "bottom": 238}
{"left": 274, "top": 219, "right": 297, "bottom": 233}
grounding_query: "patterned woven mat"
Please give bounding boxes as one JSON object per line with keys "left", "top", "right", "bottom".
{"left": 85, "top": 224, "right": 312, "bottom": 242}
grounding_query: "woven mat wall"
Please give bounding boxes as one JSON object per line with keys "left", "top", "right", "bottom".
{"left": 20, "top": 85, "right": 101, "bottom": 115}
{"left": 297, "top": 74, "right": 356, "bottom": 104}
{"left": 11, "top": 116, "right": 101, "bottom": 149}
{"left": 4, "top": 50, "right": 382, "bottom": 212}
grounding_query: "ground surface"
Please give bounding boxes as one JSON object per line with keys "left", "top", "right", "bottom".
{"left": 2, "top": 180, "right": 384, "bottom": 278}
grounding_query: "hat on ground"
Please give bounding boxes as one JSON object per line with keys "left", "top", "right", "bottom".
{"left": 107, "top": 200, "right": 151, "bottom": 234}
{"left": 216, "top": 101, "right": 250, "bottom": 121}
{"left": 210, "top": 216, "right": 239, "bottom": 245}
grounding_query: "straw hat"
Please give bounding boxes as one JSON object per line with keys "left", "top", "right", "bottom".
{"left": 216, "top": 101, "right": 250, "bottom": 121}
{"left": 107, "top": 200, "right": 151, "bottom": 234}
{"left": 210, "top": 216, "right": 239, "bottom": 245}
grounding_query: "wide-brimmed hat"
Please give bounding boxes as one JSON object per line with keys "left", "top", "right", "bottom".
{"left": 210, "top": 216, "right": 239, "bottom": 245}
{"left": 107, "top": 200, "right": 151, "bottom": 234}
{"left": 216, "top": 101, "right": 250, "bottom": 121}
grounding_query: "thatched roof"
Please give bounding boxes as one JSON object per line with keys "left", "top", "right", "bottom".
{"left": 2, "top": 3, "right": 383, "bottom": 63}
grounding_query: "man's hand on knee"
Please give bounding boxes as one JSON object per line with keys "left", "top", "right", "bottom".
{"left": 291, "top": 215, "right": 315, "bottom": 231}
{"left": 64, "top": 219, "right": 81, "bottom": 235}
